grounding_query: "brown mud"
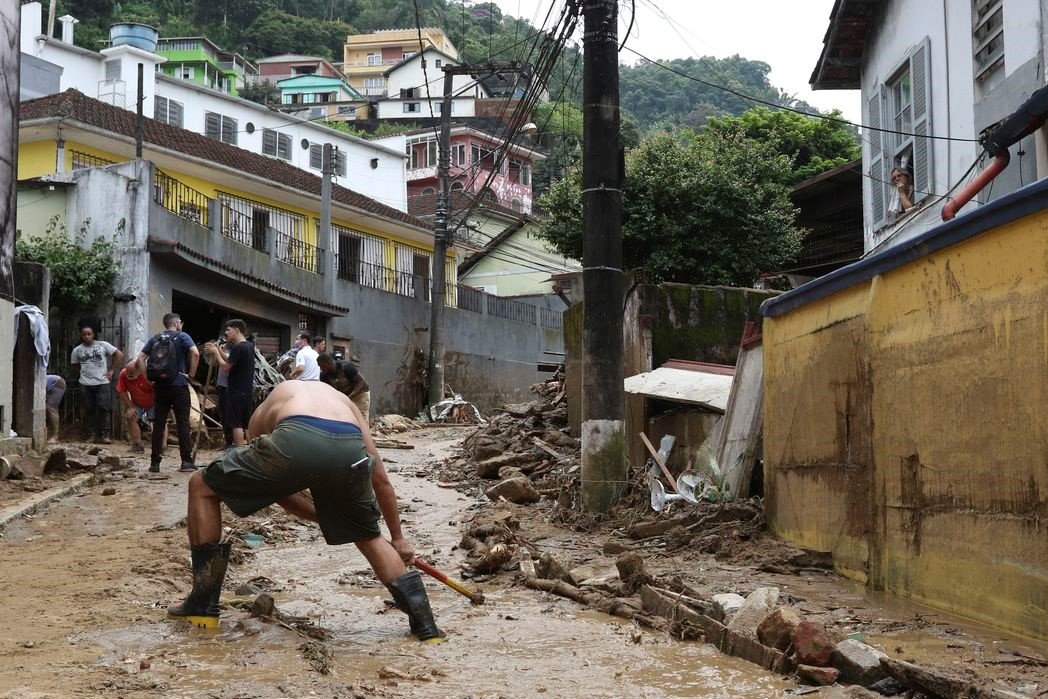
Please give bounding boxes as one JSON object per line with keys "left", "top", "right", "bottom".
{"left": 0, "top": 431, "right": 791, "bottom": 698}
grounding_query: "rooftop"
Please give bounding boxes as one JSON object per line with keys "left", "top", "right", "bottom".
{"left": 20, "top": 89, "right": 429, "bottom": 233}
{"left": 809, "top": 0, "right": 886, "bottom": 90}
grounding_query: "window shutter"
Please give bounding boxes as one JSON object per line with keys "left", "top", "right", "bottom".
{"left": 911, "top": 37, "right": 933, "bottom": 199}
{"left": 205, "top": 111, "right": 221, "bottom": 139}
{"left": 262, "top": 129, "right": 277, "bottom": 156}
{"left": 278, "top": 133, "right": 291, "bottom": 160}
{"left": 222, "top": 116, "right": 237, "bottom": 145}
{"left": 169, "top": 100, "right": 183, "bottom": 128}
{"left": 868, "top": 88, "right": 886, "bottom": 230}
{"left": 335, "top": 151, "right": 347, "bottom": 177}
{"left": 309, "top": 144, "right": 322, "bottom": 169}
{"left": 154, "top": 95, "right": 167, "bottom": 121}
{"left": 104, "top": 59, "right": 121, "bottom": 81}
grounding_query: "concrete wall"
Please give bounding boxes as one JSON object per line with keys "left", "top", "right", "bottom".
{"left": 762, "top": 179, "right": 1048, "bottom": 640}
{"left": 50, "top": 161, "right": 560, "bottom": 416}
{"left": 566, "top": 283, "right": 775, "bottom": 441}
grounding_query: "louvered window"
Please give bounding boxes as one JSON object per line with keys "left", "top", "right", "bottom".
{"left": 153, "top": 96, "right": 184, "bottom": 128}
{"left": 973, "top": 0, "right": 1005, "bottom": 82}
{"left": 104, "top": 59, "right": 121, "bottom": 81}
{"left": 204, "top": 111, "right": 237, "bottom": 145}
{"left": 262, "top": 129, "right": 291, "bottom": 160}
{"left": 868, "top": 38, "right": 932, "bottom": 231}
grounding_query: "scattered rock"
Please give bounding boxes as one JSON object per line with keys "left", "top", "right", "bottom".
{"left": 472, "top": 437, "right": 508, "bottom": 461}
{"left": 469, "top": 543, "right": 513, "bottom": 573}
{"left": 249, "top": 593, "right": 276, "bottom": 618}
{"left": 792, "top": 621, "right": 836, "bottom": 667}
{"left": 497, "top": 466, "right": 526, "bottom": 480}
{"left": 101, "top": 487, "right": 117, "bottom": 496}
{"left": 476, "top": 453, "right": 533, "bottom": 479}
{"left": 139, "top": 658, "right": 151, "bottom": 670}
{"left": 236, "top": 582, "right": 263, "bottom": 596}
{"left": 66, "top": 454, "right": 98, "bottom": 471}
{"left": 710, "top": 593, "right": 746, "bottom": 622}
{"left": 615, "top": 553, "right": 653, "bottom": 594}
{"left": 866, "top": 677, "right": 907, "bottom": 696}
{"left": 87, "top": 446, "right": 103, "bottom": 456}
{"left": 11, "top": 452, "right": 45, "bottom": 479}
{"left": 535, "top": 552, "right": 571, "bottom": 581}
{"left": 484, "top": 477, "right": 541, "bottom": 504}
{"left": 567, "top": 561, "right": 619, "bottom": 587}
{"left": 99, "top": 454, "right": 122, "bottom": 468}
{"left": 757, "top": 606, "right": 802, "bottom": 651}
{"left": 726, "top": 587, "right": 780, "bottom": 638}
{"left": 43, "top": 449, "right": 68, "bottom": 474}
{"left": 0, "top": 455, "right": 12, "bottom": 480}
{"left": 602, "top": 541, "right": 631, "bottom": 555}
{"left": 797, "top": 663, "right": 839, "bottom": 686}
{"left": 834, "top": 639, "right": 888, "bottom": 687}
{"left": 541, "top": 429, "right": 578, "bottom": 449}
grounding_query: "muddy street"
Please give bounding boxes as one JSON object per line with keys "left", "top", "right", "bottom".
{"left": 0, "top": 429, "right": 790, "bottom": 698}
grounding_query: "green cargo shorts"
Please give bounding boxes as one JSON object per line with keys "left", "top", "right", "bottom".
{"left": 201, "top": 416, "right": 381, "bottom": 545}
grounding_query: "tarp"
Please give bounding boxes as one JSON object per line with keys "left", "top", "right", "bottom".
{"left": 623, "top": 367, "right": 732, "bottom": 413}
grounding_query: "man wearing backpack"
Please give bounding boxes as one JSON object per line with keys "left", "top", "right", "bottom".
{"left": 136, "top": 313, "right": 200, "bottom": 473}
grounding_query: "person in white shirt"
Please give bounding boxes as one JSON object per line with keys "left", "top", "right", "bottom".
{"left": 289, "top": 332, "right": 320, "bottom": 381}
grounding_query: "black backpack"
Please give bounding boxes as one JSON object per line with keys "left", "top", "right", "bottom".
{"left": 146, "top": 331, "right": 180, "bottom": 383}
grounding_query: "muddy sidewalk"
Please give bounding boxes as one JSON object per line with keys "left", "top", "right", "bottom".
{"left": 0, "top": 431, "right": 789, "bottom": 698}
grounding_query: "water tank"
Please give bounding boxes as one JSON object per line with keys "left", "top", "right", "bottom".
{"left": 108, "top": 23, "right": 159, "bottom": 52}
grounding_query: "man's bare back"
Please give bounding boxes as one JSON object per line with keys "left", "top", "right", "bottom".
{"left": 249, "top": 380, "right": 365, "bottom": 436}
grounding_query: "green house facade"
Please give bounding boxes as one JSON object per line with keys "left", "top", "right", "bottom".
{"left": 155, "top": 37, "right": 258, "bottom": 96}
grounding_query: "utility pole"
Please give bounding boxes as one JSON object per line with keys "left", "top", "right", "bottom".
{"left": 319, "top": 144, "right": 334, "bottom": 283}
{"left": 580, "top": 0, "right": 625, "bottom": 512}
{"left": 428, "top": 60, "right": 523, "bottom": 407}
{"left": 135, "top": 63, "right": 144, "bottom": 158}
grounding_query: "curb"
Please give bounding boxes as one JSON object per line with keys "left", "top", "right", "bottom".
{"left": 0, "top": 473, "right": 98, "bottom": 529}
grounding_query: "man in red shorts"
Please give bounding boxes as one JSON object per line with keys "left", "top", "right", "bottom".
{"left": 167, "top": 380, "right": 443, "bottom": 642}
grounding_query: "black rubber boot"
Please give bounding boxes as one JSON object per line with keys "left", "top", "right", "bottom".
{"left": 386, "top": 570, "right": 445, "bottom": 643}
{"left": 168, "top": 542, "right": 231, "bottom": 628}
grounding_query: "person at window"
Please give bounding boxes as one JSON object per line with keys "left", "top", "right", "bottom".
{"left": 889, "top": 167, "right": 916, "bottom": 218}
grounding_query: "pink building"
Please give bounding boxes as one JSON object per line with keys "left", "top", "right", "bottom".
{"left": 398, "top": 125, "right": 545, "bottom": 214}
{"left": 253, "top": 54, "right": 345, "bottom": 84}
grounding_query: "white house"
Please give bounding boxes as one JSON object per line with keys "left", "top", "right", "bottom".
{"left": 18, "top": 2, "right": 409, "bottom": 213}
{"left": 376, "top": 48, "right": 492, "bottom": 120}
{"left": 811, "top": 0, "right": 1048, "bottom": 253}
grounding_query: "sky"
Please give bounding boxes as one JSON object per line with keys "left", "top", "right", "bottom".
{"left": 489, "top": 0, "right": 862, "bottom": 122}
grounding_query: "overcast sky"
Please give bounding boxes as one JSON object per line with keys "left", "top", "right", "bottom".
{"left": 489, "top": 0, "right": 862, "bottom": 122}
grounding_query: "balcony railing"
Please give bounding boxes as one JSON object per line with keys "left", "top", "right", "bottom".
{"left": 276, "top": 232, "right": 323, "bottom": 273}
{"left": 487, "top": 295, "right": 537, "bottom": 324}
{"left": 154, "top": 170, "right": 210, "bottom": 229}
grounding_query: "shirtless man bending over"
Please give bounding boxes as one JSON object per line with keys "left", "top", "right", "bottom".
{"left": 167, "top": 380, "right": 443, "bottom": 642}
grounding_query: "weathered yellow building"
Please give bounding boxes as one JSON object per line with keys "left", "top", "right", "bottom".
{"left": 341, "top": 28, "right": 458, "bottom": 97}
{"left": 761, "top": 180, "right": 1048, "bottom": 640}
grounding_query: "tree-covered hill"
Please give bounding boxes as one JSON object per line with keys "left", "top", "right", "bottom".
{"left": 46, "top": 0, "right": 826, "bottom": 134}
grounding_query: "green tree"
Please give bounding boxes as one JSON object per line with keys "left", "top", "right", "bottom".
{"left": 704, "top": 107, "right": 860, "bottom": 183}
{"left": 537, "top": 127, "right": 804, "bottom": 286}
{"left": 238, "top": 79, "right": 281, "bottom": 105}
{"left": 16, "top": 216, "right": 123, "bottom": 313}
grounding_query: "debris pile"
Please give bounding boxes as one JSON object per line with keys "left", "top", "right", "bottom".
{"left": 371, "top": 414, "right": 421, "bottom": 435}
{"left": 438, "top": 369, "right": 579, "bottom": 504}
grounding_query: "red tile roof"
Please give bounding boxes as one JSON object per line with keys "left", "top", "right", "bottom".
{"left": 20, "top": 89, "right": 429, "bottom": 232}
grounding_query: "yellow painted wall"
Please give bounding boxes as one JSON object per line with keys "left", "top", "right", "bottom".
{"left": 18, "top": 138, "right": 455, "bottom": 288}
{"left": 17, "top": 140, "right": 59, "bottom": 180}
{"left": 763, "top": 210, "right": 1048, "bottom": 640}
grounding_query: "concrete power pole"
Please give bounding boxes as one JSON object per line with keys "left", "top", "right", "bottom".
{"left": 427, "top": 68, "right": 456, "bottom": 407}
{"left": 580, "top": 0, "right": 626, "bottom": 512}
{"left": 428, "top": 61, "right": 524, "bottom": 407}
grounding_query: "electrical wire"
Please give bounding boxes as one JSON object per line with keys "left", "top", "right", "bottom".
{"left": 619, "top": 45, "right": 980, "bottom": 144}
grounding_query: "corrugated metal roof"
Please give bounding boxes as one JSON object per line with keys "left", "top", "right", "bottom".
{"left": 623, "top": 367, "right": 733, "bottom": 413}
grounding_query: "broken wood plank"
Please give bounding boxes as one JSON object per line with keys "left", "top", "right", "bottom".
{"left": 530, "top": 436, "right": 565, "bottom": 461}
{"left": 372, "top": 439, "right": 414, "bottom": 450}
{"left": 639, "top": 432, "right": 678, "bottom": 492}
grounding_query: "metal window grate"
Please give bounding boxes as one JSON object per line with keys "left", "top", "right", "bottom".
{"left": 154, "top": 170, "right": 210, "bottom": 228}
